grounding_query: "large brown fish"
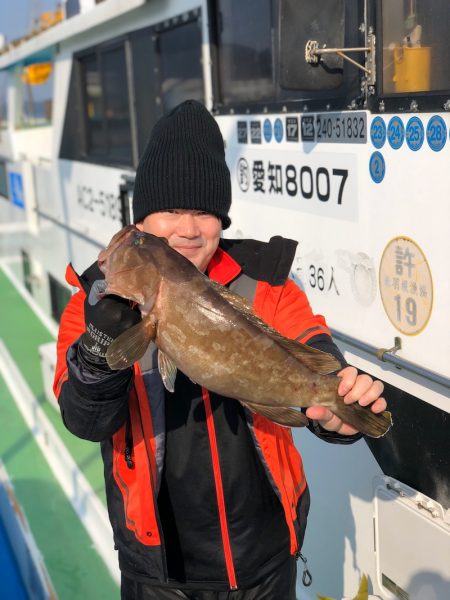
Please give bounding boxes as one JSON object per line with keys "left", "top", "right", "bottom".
{"left": 97, "top": 226, "right": 392, "bottom": 437}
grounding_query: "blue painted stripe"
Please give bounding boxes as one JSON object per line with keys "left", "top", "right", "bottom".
{"left": 0, "top": 518, "right": 28, "bottom": 600}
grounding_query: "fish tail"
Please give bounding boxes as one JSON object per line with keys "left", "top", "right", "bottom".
{"left": 331, "top": 400, "right": 393, "bottom": 438}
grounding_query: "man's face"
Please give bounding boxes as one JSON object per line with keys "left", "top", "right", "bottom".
{"left": 136, "top": 209, "right": 222, "bottom": 272}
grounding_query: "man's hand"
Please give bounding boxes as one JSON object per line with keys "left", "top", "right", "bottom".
{"left": 305, "top": 366, "right": 386, "bottom": 436}
{"left": 79, "top": 281, "right": 141, "bottom": 370}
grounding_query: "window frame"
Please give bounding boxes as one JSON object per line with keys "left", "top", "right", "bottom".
{"left": 16, "top": 61, "right": 54, "bottom": 129}
{"left": 368, "top": 0, "right": 450, "bottom": 113}
{"left": 210, "top": 0, "right": 365, "bottom": 115}
{"left": 77, "top": 37, "right": 134, "bottom": 166}
{"left": 154, "top": 14, "right": 205, "bottom": 114}
{"left": 65, "top": 9, "right": 204, "bottom": 168}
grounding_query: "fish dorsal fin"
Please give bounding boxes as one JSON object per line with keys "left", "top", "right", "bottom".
{"left": 266, "top": 334, "right": 341, "bottom": 374}
{"left": 106, "top": 318, "right": 156, "bottom": 370}
{"left": 240, "top": 400, "right": 309, "bottom": 428}
{"left": 209, "top": 280, "right": 341, "bottom": 375}
{"left": 158, "top": 351, "right": 178, "bottom": 392}
{"left": 208, "top": 279, "right": 254, "bottom": 314}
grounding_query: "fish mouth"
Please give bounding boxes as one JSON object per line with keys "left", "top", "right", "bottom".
{"left": 99, "top": 263, "right": 140, "bottom": 278}
{"left": 102, "top": 284, "right": 143, "bottom": 306}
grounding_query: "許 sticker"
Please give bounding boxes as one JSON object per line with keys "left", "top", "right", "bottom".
{"left": 379, "top": 237, "right": 433, "bottom": 335}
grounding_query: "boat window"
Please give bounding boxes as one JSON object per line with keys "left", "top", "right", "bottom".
{"left": 48, "top": 272, "right": 72, "bottom": 322}
{"left": 21, "top": 250, "right": 33, "bottom": 294}
{"left": 66, "top": 0, "right": 80, "bottom": 18}
{"left": 0, "top": 71, "right": 7, "bottom": 129}
{"left": 17, "top": 63, "right": 53, "bottom": 128}
{"left": 130, "top": 30, "right": 160, "bottom": 158}
{"left": 80, "top": 43, "right": 132, "bottom": 163}
{"left": 61, "top": 12, "right": 204, "bottom": 167}
{"left": 279, "top": 0, "right": 345, "bottom": 91}
{"left": 157, "top": 19, "right": 204, "bottom": 113}
{"left": 381, "top": 0, "right": 450, "bottom": 94}
{"left": 215, "top": 0, "right": 275, "bottom": 104}
{"left": 0, "top": 161, "right": 8, "bottom": 198}
{"left": 83, "top": 54, "right": 104, "bottom": 154}
{"left": 101, "top": 46, "right": 132, "bottom": 160}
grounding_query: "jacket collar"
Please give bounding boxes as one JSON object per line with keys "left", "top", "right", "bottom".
{"left": 207, "top": 246, "right": 241, "bottom": 285}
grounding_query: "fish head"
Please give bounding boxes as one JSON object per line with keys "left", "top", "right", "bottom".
{"left": 97, "top": 225, "right": 162, "bottom": 310}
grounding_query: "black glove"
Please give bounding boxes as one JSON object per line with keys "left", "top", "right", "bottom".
{"left": 79, "top": 280, "right": 141, "bottom": 372}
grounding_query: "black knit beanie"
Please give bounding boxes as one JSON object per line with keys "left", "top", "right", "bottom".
{"left": 132, "top": 100, "right": 231, "bottom": 229}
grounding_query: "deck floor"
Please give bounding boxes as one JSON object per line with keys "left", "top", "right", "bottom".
{"left": 0, "top": 267, "right": 119, "bottom": 599}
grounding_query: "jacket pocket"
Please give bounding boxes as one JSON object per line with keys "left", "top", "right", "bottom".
{"left": 294, "top": 485, "right": 310, "bottom": 551}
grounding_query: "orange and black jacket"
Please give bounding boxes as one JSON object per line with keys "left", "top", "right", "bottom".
{"left": 54, "top": 236, "right": 360, "bottom": 591}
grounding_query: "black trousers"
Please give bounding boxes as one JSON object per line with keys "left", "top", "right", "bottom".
{"left": 121, "top": 557, "right": 297, "bottom": 600}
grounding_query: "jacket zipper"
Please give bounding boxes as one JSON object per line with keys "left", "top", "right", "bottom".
{"left": 202, "top": 388, "right": 238, "bottom": 590}
{"left": 124, "top": 413, "right": 134, "bottom": 469}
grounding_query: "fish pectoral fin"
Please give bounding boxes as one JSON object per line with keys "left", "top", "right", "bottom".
{"left": 158, "top": 351, "right": 178, "bottom": 392}
{"left": 240, "top": 401, "right": 309, "bottom": 428}
{"left": 106, "top": 318, "right": 155, "bottom": 370}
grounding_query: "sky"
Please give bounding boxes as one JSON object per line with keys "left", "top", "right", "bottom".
{"left": 0, "top": 0, "right": 59, "bottom": 44}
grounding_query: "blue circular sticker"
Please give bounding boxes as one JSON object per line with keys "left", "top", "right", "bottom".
{"left": 369, "top": 152, "right": 386, "bottom": 183}
{"left": 263, "top": 119, "right": 272, "bottom": 143}
{"left": 370, "top": 117, "right": 386, "bottom": 149}
{"left": 426, "top": 115, "right": 447, "bottom": 152}
{"left": 274, "top": 118, "right": 283, "bottom": 143}
{"left": 406, "top": 117, "right": 424, "bottom": 151}
{"left": 387, "top": 117, "right": 405, "bottom": 149}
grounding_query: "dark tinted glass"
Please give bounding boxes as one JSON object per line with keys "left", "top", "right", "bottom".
{"left": 83, "top": 54, "right": 105, "bottom": 154}
{"left": 102, "top": 46, "right": 132, "bottom": 160}
{"left": 216, "top": 0, "right": 274, "bottom": 103}
{"left": 66, "top": 0, "right": 80, "bottom": 18}
{"left": 0, "top": 71, "right": 7, "bottom": 128}
{"left": 49, "top": 273, "right": 72, "bottom": 323}
{"left": 131, "top": 31, "right": 160, "bottom": 157}
{"left": 158, "top": 20, "right": 204, "bottom": 112}
{"left": 0, "top": 161, "right": 8, "bottom": 198}
{"left": 382, "top": 0, "right": 450, "bottom": 93}
{"left": 21, "top": 250, "right": 32, "bottom": 294}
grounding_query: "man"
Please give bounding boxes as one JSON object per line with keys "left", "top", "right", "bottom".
{"left": 54, "top": 101, "right": 386, "bottom": 600}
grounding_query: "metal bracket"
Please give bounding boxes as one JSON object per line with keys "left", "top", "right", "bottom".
{"left": 376, "top": 336, "right": 402, "bottom": 362}
{"left": 305, "top": 33, "right": 376, "bottom": 86}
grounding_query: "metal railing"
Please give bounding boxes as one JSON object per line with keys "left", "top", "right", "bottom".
{"left": 331, "top": 329, "right": 450, "bottom": 390}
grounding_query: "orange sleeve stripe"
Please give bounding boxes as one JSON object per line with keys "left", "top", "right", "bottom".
{"left": 295, "top": 325, "right": 331, "bottom": 344}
